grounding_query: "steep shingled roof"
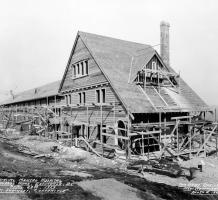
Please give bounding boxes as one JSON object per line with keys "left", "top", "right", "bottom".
{"left": 1, "top": 80, "right": 61, "bottom": 105}
{"left": 61, "top": 31, "right": 209, "bottom": 113}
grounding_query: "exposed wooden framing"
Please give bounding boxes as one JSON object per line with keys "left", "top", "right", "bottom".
{"left": 159, "top": 120, "right": 180, "bottom": 158}
{"left": 152, "top": 86, "right": 168, "bottom": 107}
{"left": 138, "top": 85, "right": 157, "bottom": 111}
{"left": 1, "top": 95, "right": 215, "bottom": 162}
{"left": 196, "top": 125, "right": 218, "bottom": 157}
{"left": 101, "top": 132, "right": 129, "bottom": 140}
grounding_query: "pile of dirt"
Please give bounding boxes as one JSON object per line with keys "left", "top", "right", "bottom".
{"left": 15, "top": 135, "right": 60, "bottom": 154}
{"left": 57, "top": 146, "right": 90, "bottom": 162}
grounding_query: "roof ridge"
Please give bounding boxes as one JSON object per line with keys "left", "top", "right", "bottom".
{"left": 78, "top": 31, "right": 152, "bottom": 48}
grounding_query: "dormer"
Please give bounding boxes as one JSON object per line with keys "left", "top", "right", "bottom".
{"left": 134, "top": 54, "right": 178, "bottom": 88}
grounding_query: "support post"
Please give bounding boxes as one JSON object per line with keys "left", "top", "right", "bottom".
{"left": 189, "top": 118, "right": 192, "bottom": 159}
{"left": 100, "top": 103, "right": 103, "bottom": 156}
{"left": 142, "top": 134, "right": 144, "bottom": 159}
{"left": 86, "top": 106, "right": 89, "bottom": 139}
{"left": 55, "top": 95, "right": 57, "bottom": 135}
{"left": 177, "top": 119, "right": 179, "bottom": 154}
{"left": 215, "top": 126, "right": 217, "bottom": 157}
{"left": 127, "top": 109, "right": 131, "bottom": 160}
{"left": 204, "top": 130, "right": 206, "bottom": 157}
{"left": 114, "top": 100, "right": 118, "bottom": 146}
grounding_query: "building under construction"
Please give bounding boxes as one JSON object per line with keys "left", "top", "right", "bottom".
{"left": 0, "top": 22, "right": 216, "bottom": 161}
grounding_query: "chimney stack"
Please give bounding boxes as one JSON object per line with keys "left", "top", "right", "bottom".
{"left": 160, "top": 21, "right": 170, "bottom": 67}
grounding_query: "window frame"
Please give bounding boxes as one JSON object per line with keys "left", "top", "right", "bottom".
{"left": 96, "top": 89, "right": 100, "bottom": 103}
{"left": 152, "top": 61, "right": 157, "bottom": 71}
{"left": 96, "top": 88, "right": 106, "bottom": 104}
{"left": 68, "top": 94, "right": 72, "bottom": 105}
{"left": 78, "top": 92, "right": 82, "bottom": 104}
{"left": 65, "top": 95, "right": 68, "bottom": 105}
{"left": 101, "top": 88, "right": 106, "bottom": 103}
{"left": 82, "top": 92, "right": 86, "bottom": 104}
{"left": 72, "top": 59, "right": 89, "bottom": 79}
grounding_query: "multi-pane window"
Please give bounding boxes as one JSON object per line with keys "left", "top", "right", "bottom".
{"left": 78, "top": 92, "right": 86, "bottom": 104}
{"left": 96, "top": 89, "right": 106, "bottom": 103}
{"left": 72, "top": 60, "right": 89, "bottom": 79}
{"left": 65, "top": 94, "right": 72, "bottom": 105}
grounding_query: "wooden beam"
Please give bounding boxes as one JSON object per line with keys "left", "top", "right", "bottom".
{"left": 101, "top": 132, "right": 129, "bottom": 140}
{"left": 196, "top": 125, "right": 217, "bottom": 156}
{"left": 159, "top": 120, "right": 180, "bottom": 158}
{"left": 171, "top": 116, "right": 193, "bottom": 120}
{"left": 129, "top": 130, "right": 161, "bottom": 136}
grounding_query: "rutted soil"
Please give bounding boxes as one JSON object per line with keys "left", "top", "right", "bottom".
{"left": 0, "top": 137, "right": 216, "bottom": 200}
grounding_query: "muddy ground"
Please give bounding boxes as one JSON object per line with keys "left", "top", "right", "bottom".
{"left": 0, "top": 135, "right": 217, "bottom": 200}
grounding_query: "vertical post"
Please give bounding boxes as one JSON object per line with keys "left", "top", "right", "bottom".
{"left": 189, "top": 118, "right": 192, "bottom": 159}
{"left": 144, "top": 69, "right": 146, "bottom": 92}
{"left": 158, "top": 68, "right": 160, "bottom": 93}
{"left": 114, "top": 99, "right": 118, "bottom": 146}
{"left": 216, "top": 134, "right": 217, "bottom": 157}
{"left": 127, "top": 108, "right": 131, "bottom": 160}
{"left": 204, "top": 130, "right": 206, "bottom": 157}
{"left": 215, "top": 108, "right": 217, "bottom": 122}
{"left": 142, "top": 134, "right": 144, "bottom": 159}
{"left": 60, "top": 106, "right": 62, "bottom": 133}
{"left": 101, "top": 103, "right": 103, "bottom": 156}
{"left": 86, "top": 106, "right": 88, "bottom": 139}
{"left": 55, "top": 95, "right": 57, "bottom": 135}
{"left": 159, "top": 112, "right": 162, "bottom": 153}
{"left": 16, "top": 105, "right": 17, "bottom": 123}
{"left": 176, "top": 119, "right": 179, "bottom": 153}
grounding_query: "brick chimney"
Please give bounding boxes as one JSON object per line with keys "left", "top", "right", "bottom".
{"left": 160, "top": 21, "right": 170, "bottom": 67}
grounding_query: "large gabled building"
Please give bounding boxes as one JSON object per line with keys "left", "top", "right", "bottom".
{"left": 1, "top": 22, "right": 213, "bottom": 159}
{"left": 58, "top": 23, "right": 210, "bottom": 157}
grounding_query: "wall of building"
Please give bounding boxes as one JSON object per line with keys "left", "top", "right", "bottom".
{"left": 61, "top": 36, "right": 107, "bottom": 92}
{"left": 59, "top": 36, "right": 128, "bottom": 146}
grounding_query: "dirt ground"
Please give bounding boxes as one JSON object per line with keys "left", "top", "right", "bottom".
{"left": 0, "top": 131, "right": 216, "bottom": 200}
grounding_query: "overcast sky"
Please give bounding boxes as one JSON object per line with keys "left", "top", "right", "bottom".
{"left": 0, "top": 0, "right": 217, "bottom": 105}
